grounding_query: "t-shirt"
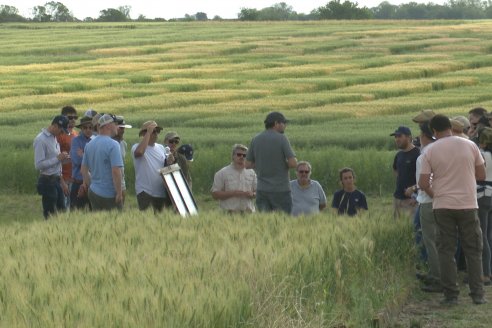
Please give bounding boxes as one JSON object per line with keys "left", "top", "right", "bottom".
{"left": 131, "top": 143, "right": 167, "bottom": 198}
{"left": 82, "top": 135, "right": 123, "bottom": 198}
{"left": 57, "top": 130, "right": 78, "bottom": 181}
{"left": 331, "top": 189, "right": 368, "bottom": 216}
{"left": 290, "top": 180, "right": 327, "bottom": 216}
{"left": 416, "top": 145, "right": 432, "bottom": 204}
{"left": 393, "top": 147, "right": 420, "bottom": 199}
{"left": 211, "top": 163, "right": 257, "bottom": 212}
{"left": 246, "top": 129, "right": 295, "bottom": 192}
{"left": 421, "top": 136, "right": 484, "bottom": 210}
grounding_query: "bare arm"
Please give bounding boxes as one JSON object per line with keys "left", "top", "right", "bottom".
{"left": 112, "top": 167, "right": 123, "bottom": 204}
{"left": 133, "top": 124, "right": 156, "bottom": 158}
{"left": 418, "top": 173, "right": 433, "bottom": 198}
{"left": 476, "top": 164, "right": 486, "bottom": 182}
{"left": 287, "top": 157, "right": 297, "bottom": 169}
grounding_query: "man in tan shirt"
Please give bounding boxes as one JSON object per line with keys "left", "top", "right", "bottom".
{"left": 211, "top": 144, "right": 257, "bottom": 213}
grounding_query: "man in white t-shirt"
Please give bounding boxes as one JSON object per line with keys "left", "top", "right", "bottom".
{"left": 132, "top": 121, "right": 167, "bottom": 213}
{"left": 419, "top": 114, "right": 487, "bottom": 305}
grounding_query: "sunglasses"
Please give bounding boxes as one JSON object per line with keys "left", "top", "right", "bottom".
{"left": 235, "top": 153, "right": 247, "bottom": 158}
{"left": 81, "top": 125, "right": 93, "bottom": 130}
{"left": 67, "top": 115, "right": 78, "bottom": 120}
{"left": 168, "top": 139, "right": 180, "bottom": 145}
{"left": 152, "top": 130, "right": 160, "bottom": 135}
{"left": 298, "top": 170, "right": 310, "bottom": 174}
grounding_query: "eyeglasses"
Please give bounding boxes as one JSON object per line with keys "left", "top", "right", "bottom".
{"left": 298, "top": 170, "right": 310, "bottom": 174}
{"left": 168, "top": 139, "right": 180, "bottom": 145}
{"left": 67, "top": 115, "right": 78, "bottom": 120}
{"left": 235, "top": 153, "right": 247, "bottom": 158}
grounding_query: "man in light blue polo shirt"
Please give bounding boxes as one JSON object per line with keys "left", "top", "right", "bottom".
{"left": 81, "top": 114, "right": 124, "bottom": 211}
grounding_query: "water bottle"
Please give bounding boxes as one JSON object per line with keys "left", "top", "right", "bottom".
{"left": 164, "top": 146, "right": 171, "bottom": 156}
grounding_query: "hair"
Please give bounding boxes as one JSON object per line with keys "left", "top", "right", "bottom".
{"left": 419, "top": 122, "right": 434, "bottom": 140}
{"left": 61, "top": 105, "right": 77, "bottom": 115}
{"left": 296, "top": 161, "right": 312, "bottom": 171}
{"left": 469, "top": 107, "right": 487, "bottom": 117}
{"left": 478, "top": 115, "right": 491, "bottom": 127}
{"left": 231, "top": 144, "right": 248, "bottom": 156}
{"left": 429, "top": 114, "right": 452, "bottom": 133}
{"left": 339, "top": 167, "right": 355, "bottom": 181}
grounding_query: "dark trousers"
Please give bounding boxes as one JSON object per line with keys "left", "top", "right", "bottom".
{"left": 137, "top": 191, "right": 167, "bottom": 213}
{"left": 256, "top": 190, "right": 292, "bottom": 214}
{"left": 36, "top": 175, "right": 65, "bottom": 219}
{"left": 70, "top": 181, "right": 91, "bottom": 211}
{"left": 88, "top": 189, "right": 122, "bottom": 212}
{"left": 434, "top": 208, "right": 484, "bottom": 299}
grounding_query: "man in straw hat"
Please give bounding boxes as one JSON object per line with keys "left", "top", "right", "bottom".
{"left": 70, "top": 116, "right": 93, "bottom": 210}
{"left": 131, "top": 121, "right": 169, "bottom": 213}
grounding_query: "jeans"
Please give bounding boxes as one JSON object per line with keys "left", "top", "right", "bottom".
{"left": 36, "top": 175, "right": 65, "bottom": 219}
{"left": 256, "top": 190, "right": 292, "bottom": 214}
{"left": 420, "top": 202, "right": 440, "bottom": 282}
{"left": 88, "top": 189, "right": 122, "bottom": 212}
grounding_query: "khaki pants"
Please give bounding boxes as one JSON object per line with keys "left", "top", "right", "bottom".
{"left": 393, "top": 198, "right": 417, "bottom": 220}
{"left": 434, "top": 208, "right": 484, "bottom": 299}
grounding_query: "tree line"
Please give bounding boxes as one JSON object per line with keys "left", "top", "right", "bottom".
{"left": 2, "top": 0, "right": 492, "bottom": 23}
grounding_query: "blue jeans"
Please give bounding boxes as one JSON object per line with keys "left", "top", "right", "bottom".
{"left": 37, "top": 175, "right": 65, "bottom": 219}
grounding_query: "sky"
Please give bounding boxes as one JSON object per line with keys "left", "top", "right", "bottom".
{"left": 5, "top": 0, "right": 448, "bottom": 20}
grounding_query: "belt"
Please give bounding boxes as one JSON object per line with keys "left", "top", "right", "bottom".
{"left": 40, "top": 174, "right": 61, "bottom": 182}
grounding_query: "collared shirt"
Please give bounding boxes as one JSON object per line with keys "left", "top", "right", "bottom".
{"left": 33, "top": 128, "right": 61, "bottom": 176}
{"left": 211, "top": 163, "right": 256, "bottom": 212}
{"left": 70, "top": 133, "right": 92, "bottom": 181}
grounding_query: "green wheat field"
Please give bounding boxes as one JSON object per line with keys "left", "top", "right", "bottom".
{"left": 2, "top": 20, "right": 492, "bottom": 326}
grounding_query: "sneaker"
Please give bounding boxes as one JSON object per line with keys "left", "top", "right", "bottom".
{"left": 421, "top": 283, "right": 443, "bottom": 293}
{"left": 440, "top": 297, "right": 458, "bottom": 306}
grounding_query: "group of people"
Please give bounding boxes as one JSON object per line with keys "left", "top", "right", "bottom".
{"left": 34, "top": 108, "right": 368, "bottom": 218}
{"left": 390, "top": 107, "right": 492, "bottom": 306}
{"left": 211, "top": 111, "right": 368, "bottom": 216}
{"left": 33, "top": 107, "right": 193, "bottom": 216}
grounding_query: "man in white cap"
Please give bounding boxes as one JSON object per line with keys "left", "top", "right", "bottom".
{"left": 81, "top": 114, "right": 124, "bottom": 211}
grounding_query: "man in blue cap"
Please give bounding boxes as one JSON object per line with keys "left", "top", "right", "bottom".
{"left": 33, "top": 115, "right": 71, "bottom": 219}
{"left": 391, "top": 125, "right": 420, "bottom": 219}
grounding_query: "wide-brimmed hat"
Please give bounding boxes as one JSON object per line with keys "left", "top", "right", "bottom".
{"left": 139, "top": 121, "right": 162, "bottom": 136}
{"left": 76, "top": 116, "right": 92, "bottom": 128}
{"left": 164, "top": 131, "right": 180, "bottom": 142}
{"left": 412, "top": 109, "right": 436, "bottom": 123}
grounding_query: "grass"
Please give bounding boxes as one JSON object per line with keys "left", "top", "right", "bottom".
{"left": 2, "top": 20, "right": 492, "bottom": 326}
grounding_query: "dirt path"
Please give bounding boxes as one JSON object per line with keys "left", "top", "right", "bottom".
{"left": 392, "top": 276, "right": 492, "bottom": 328}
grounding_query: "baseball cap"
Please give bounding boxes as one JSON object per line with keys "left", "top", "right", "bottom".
{"left": 264, "top": 111, "right": 289, "bottom": 124}
{"left": 177, "top": 144, "right": 194, "bottom": 161}
{"left": 52, "top": 115, "right": 69, "bottom": 134}
{"left": 390, "top": 126, "right": 412, "bottom": 136}
{"left": 98, "top": 114, "right": 117, "bottom": 128}
{"left": 412, "top": 109, "right": 435, "bottom": 123}
{"left": 116, "top": 116, "right": 132, "bottom": 129}
{"left": 164, "top": 131, "right": 180, "bottom": 142}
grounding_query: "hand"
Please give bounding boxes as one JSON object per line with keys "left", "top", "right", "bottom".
{"left": 77, "top": 148, "right": 84, "bottom": 157}
{"left": 115, "top": 192, "right": 123, "bottom": 205}
{"left": 167, "top": 154, "right": 175, "bottom": 165}
{"left": 77, "top": 183, "right": 87, "bottom": 198}
{"left": 146, "top": 122, "right": 157, "bottom": 134}
{"left": 57, "top": 151, "right": 70, "bottom": 162}
{"left": 61, "top": 180, "right": 69, "bottom": 196}
{"left": 404, "top": 186, "right": 414, "bottom": 198}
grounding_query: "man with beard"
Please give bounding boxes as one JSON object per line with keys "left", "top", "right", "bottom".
{"left": 81, "top": 114, "right": 124, "bottom": 211}
{"left": 391, "top": 126, "right": 420, "bottom": 219}
{"left": 246, "top": 111, "right": 297, "bottom": 214}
